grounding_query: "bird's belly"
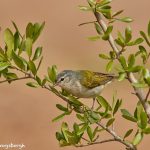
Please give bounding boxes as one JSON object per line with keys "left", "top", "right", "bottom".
{"left": 64, "top": 82, "right": 104, "bottom": 98}
{"left": 77, "top": 85, "right": 104, "bottom": 98}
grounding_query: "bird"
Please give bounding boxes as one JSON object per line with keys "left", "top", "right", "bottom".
{"left": 55, "top": 70, "right": 116, "bottom": 109}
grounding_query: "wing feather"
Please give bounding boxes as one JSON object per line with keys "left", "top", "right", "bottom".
{"left": 80, "top": 70, "right": 115, "bottom": 89}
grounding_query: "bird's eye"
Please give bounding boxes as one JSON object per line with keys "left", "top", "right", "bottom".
{"left": 60, "top": 77, "right": 64, "bottom": 81}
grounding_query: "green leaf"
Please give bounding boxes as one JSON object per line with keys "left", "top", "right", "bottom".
{"left": 4, "top": 72, "right": 18, "bottom": 80}
{"left": 106, "top": 118, "right": 115, "bottom": 127}
{"left": 97, "top": 0, "right": 112, "bottom": 6}
{"left": 102, "top": 26, "right": 113, "bottom": 40}
{"left": 56, "top": 132, "right": 64, "bottom": 141}
{"left": 103, "top": 11, "right": 111, "bottom": 19}
{"left": 42, "top": 78, "right": 47, "bottom": 86}
{"left": 59, "top": 140, "right": 70, "bottom": 147}
{"left": 127, "top": 38, "right": 144, "bottom": 46}
{"left": 125, "top": 27, "right": 132, "bottom": 43}
{"left": 109, "top": 51, "right": 116, "bottom": 59}
{"left": 148, "top": 20, "right": 150, "bottom": 38}
{"left": 93, "top": 126, "right": 99, "bottom": 139}
{"left": 77, "top": 124, "right": 88, "bottom": 135}
{"left": 12, "top": 21, "right": 20, "bottom": 34}
{"left": 112, "top": 10, "right": 124, "bottom": 17}
{"left": 121, "top": 109, "right": 137, "bottom": 122}
{"left": 113, "top": 99, "right": 122, "bottom": 115}
{"left": 12, "top": 51, "right": 25, "bottom": 70}
{"left": 133, "top": 38, "right": 144, "bottom": 45}
{"left": 128, "top": 66, "right": 142, "bottom": 73}
{"left": 118, "top": 17, "right": 133, "bottom": 23}
{"left": 132, "top": 83, "right": 148, "bottom": 88}
{"left": 143, "top": 127, "right": 150, "bottom": 134}
{"left": 79, "top": 6, "right": 92, "bottom": 11}
{"left": 136, "top": 104, "right": 144, "bottom": 120}
{"left": 37, "top": 56, "right": 43, "bottom": 71}
{"left": 61, "top": 89, "right": 70, "bottom": 97}
{"left": 138, "top": 45, "right": 148, "bottom": 64}
{"left": 124, "top": 129, "right": 133, "bottom": 139}
{"left": 4, "top": 28, "right": 14, "bottom": 58}
{"left": 118, "top": 31, "right": 125, "bottom": 42}
{"left": 35, "top": 76, "right": 42, "bottom": 85}
{"left": 48, "top": 65, "right": 57, "bottom": 83}
{"left": 119, "top": 56, "right": 127, "bottom": 69}
{"left": 26, "top": 23, "right": 34, "bottom": 39}
{"left": 33, "top": 22, "right": 45, "bottom": 43}
{"left": 0, "top": 62, "right": 10, "bottom": 72}
{"left": 118, "top": 72, "right": 126, "bottom": 81}
{"left": 14, "top": 32, "right": 20, "bottom": 51}
{"left": 28, "top": 60, "right": 37, "bottom": 76}
{"left": 97, "top": 7, "right": 111, "bottom": 14}
{"left": 87, "top": 126, "right": 93, "bottom": 141}
{"left": 87, "top": 0, "right": 96, "bottom": 5}
{"left": 142, "top": 68, "right": 150, "bottom": 79}
{"left": 140, "top": 31, "right": 150, "bottom": 46}
{"left": 90, "top": 111, "right": 100, "bottom": 121}
{"left": 106, "top": 60, "right": 113, "bottom": 72}
{"left": 56, "top": 104, "right": 68, "bottom": 112}
{"left": 26, "top": 82, "right": 39, "bottom": 88}
{"left": 73, "top": 123, "right": 79, "bottom": 133}
{"left": 61, "top": 122, "right": 69, "bottom": 142}
{"left": 76, "top": 114, "right": 85, "bottom": 122}
{"left": 25, "top": 38, "right": 33, "bottom": 58}
{"left": 99, "top": 53, "right": 110, "bottom": 60}
{"left": 0, "top": 48, "right": 7, "bottom": 61}
{"left": 115, "top": 38, "right": 125, "bottom": 47}
{"left": 52, "top": 113, "right": 67, "bottom": 122}
{"left": 68, "top": 96, "right": 83, "bottom": 106}
{"left": 32, "top": 47, "right": 42, "bottom": 61}
{"left": 19, "top": 36, "right": 26, "bottom": 54}
{"left": 139, "top": 46, "right": 147, "bottom": 55}
{"left": 145, "top": 77, "right": 150, "bottom": 86}
{"left": 133, "top": 132, "right": 143, "bottom": 146}
{"left": 97, "top": 96, "right": 112, "bottom": 110}
{"left": 140, "top": 111, "right": 147, "bottom": 129}
{"left": 94, "top": 23, "right": 102, "bottom": 35}
{"left": 88, "top": 35, "right": 100, "bottom": 41}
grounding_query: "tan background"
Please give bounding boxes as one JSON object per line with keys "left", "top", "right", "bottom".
{"left": 0, "top": 0, "right": 149, "bottom": 149}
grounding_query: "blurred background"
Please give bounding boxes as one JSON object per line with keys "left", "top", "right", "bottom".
{"left": 0, "top": 0, "right": 149, "bottom": 149}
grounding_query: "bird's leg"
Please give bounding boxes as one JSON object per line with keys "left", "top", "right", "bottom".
{"left": 91, "top": 98, "right": 96, "bottom": 110}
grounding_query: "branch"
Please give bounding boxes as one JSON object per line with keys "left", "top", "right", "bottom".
{"left": 75, "top": 138, "right": 115, "bottom": 147}
{"left": 145, "top": 88, "right": 150, "bottom": 101}
{"left": 93, "top": 11, "right": 150, "bottom": 121}
{"left": 11, "top": 66, "right": 30, "bottom": 76}
{"left": 96, "top": 122, "right": 136, "bottom": 150}
{"left": 78, "top": 21, "right": 97, "bottom": 26}
{"left": 81, "top": 137, "right": 91, "bottom": 143}
{"left": 0, "top": 76, "right": 32, "bottom": 84}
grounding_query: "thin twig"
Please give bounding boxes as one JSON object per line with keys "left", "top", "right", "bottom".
{"left": 11, "top": 66, "right": 30, "bottom": 75}
{"left": 0, "top": 76, "right": 31, "bottom": 84}
{"left": 75, "top": 138, "right": 115, "bottom": 147}
{"left": 145, "top": 88, "right": 150, "bottom": 101}
{"left": 81, "top": 137, "right": 90, "bottom": 143}
{"left": 96, "top": 122, "right": 136, "bottom": 150}
{"left": 78, "top": 21, "right": 97, "bottom": 26}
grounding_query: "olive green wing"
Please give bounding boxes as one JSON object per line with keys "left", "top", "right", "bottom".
{"left": 80, "top": 70, "right": 114, "bottom": 89}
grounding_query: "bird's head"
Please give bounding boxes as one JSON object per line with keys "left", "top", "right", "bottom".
{"left": 55, "top": 70, "right": 75, "bottom": 88}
